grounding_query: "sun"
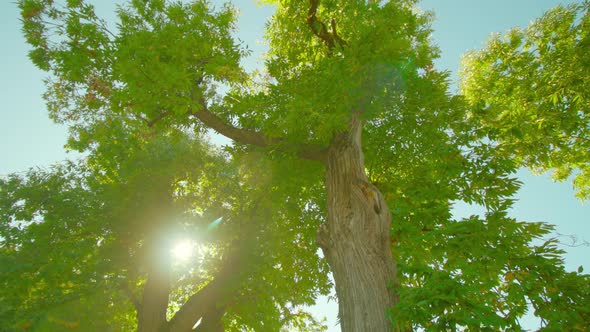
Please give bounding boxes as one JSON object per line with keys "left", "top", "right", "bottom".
{"left": 171, "top": 240, "right": 193, "bottom": 261}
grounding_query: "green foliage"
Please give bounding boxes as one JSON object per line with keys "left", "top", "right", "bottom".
{"left": 461, "top": 2, "right": 590, "bottom": 199}
{"left": 11, "top": 0, "right": 590, "bottom": 330}
{"left": 393, "top": 210, "right": 589, "bottom": 330}
{"left": 0, "top": 132, "right": 330, "bottom": 330}
{"left": 0, "top": 162, "right": 137, "bottom": 331}
{"left": 248, "top": 0, "right": 436, "bottom": 144}
{"left": 19, "top": 0, "right": 246, "bottom": 138}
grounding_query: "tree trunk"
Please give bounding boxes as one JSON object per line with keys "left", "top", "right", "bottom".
{"left": 137, "top": 237, "right": 171, "bottom": 332}
{"left": 317, "top": 115, "right": 398, "bottom": 332}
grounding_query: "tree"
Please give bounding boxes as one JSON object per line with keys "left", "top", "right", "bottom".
{"left": 0, "top": 131, "right": 329, "bottom": 331}
{"left": 0, "top": 162, "right": 137, "bottom": 331}
{"left": 460, "top": 2, "right": 590, "bottom": 199}
{"left": 15, "top": 0, "right": 589, "bottom": 330}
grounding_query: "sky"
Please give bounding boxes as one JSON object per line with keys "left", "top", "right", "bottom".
{"left": 0, "top": 1, "right": 588, "bottom": 331}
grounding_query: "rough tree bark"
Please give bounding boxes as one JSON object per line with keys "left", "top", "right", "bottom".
{"left": 317, "top": 115, "right": 398, "bottom": 332}
{"left": 193, "top": 104, "right": 399, "bottom": 330}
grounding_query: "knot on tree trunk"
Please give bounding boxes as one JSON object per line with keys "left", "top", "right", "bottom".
{"left": 354, "top": 178, "right": 383, "bottom": 214}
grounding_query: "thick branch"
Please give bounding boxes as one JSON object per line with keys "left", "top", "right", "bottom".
{"left": 164, "top": 241, "right": 247, "bottom": 332}
{"left": 130, "top": 63, "right": 325, "bottom": 161}
{"left": 164, "top": 277, "right": 228, "bottom": 332}
{"left": 192, "top": 102, "right": 271, "bottom": 148}
{"left": 193, "top": 303, "right": 227, "bottom": 332}
{"left": 190, "top": 101, "right": 327, "bottom": 163}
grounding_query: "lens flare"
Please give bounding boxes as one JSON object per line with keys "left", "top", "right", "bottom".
{"left": 172, "top": 240, "right": 193, "bottom": 261}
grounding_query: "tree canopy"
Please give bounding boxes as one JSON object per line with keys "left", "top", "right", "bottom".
{"left": 1, "top": 130, "right": 330, "bottom": 331}
{"left": 461, "top": 1, "right": 590, "bottom": 199}
{"left": 1, "top": 0, "right": 588, "bottom": 331}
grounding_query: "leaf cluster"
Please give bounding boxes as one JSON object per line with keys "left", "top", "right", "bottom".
{"left": 460, "top": 2, "right": 590, "bottom": 199}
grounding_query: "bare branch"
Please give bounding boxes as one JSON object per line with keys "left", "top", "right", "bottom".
{"left": 553, "top": 232, "right": 590, "bottom": 248}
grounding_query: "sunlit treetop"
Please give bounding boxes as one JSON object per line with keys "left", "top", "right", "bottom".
{"left": 225, "top": 0, "right": 441, "bottom": 144}
{"left": 461, "top": 2, "right": 590, "bottom": 199}
{"left": 20, "top": 0, "right": 246, "bottom": 140}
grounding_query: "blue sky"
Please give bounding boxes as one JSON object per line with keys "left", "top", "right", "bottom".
{"left": 0, "top": 1, "right": 587, "bottom": 330}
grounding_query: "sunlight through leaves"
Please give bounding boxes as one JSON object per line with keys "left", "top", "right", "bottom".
{"left": 171, "top": 240, "right": 193, "bottom": 261}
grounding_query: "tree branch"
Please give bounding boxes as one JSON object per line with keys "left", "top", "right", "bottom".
{"left": 128, "top": 64, "right": 326, "bottom": 162}
{"left": 306, "top": 0, "right": 347, "bottom": 50}
{"left": 190, "top": 100, "right": 327, "bottom": 163}
{"left": 163, "top": 277, "right": 228, "bottom": 332}
{"left": 307, "top": 0, "right": 334, "bottom": 49}
{"left": 120, "top": 282, "right": 141, "bottom": 313}
{"left": 146, "top": 109, "right": 170, "bottom": 128}
{"left": 192, "top": 302, "right": 227, "bottom": 332}
{"left": 164, "top": 241, "right": 246, "bottom": 332}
